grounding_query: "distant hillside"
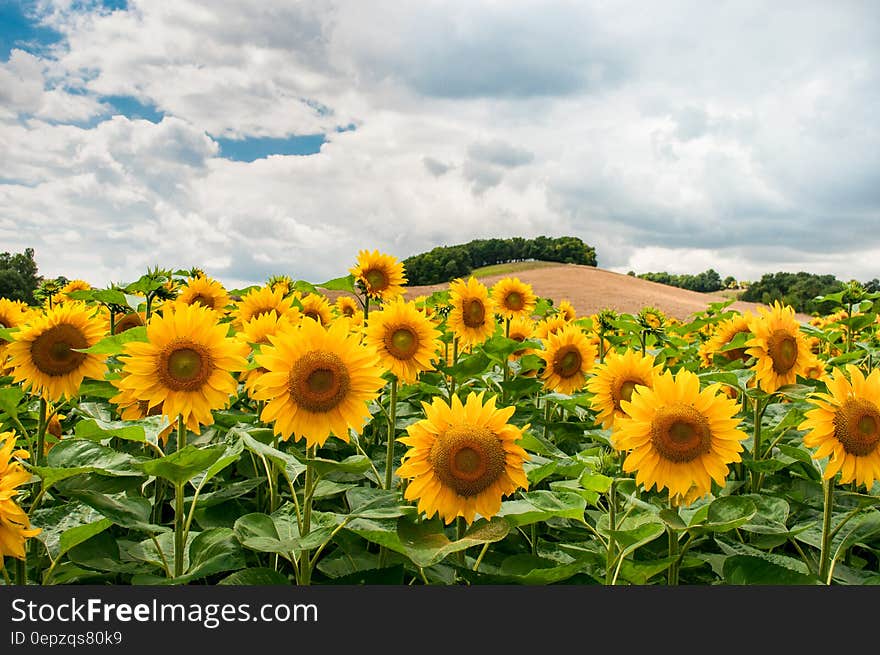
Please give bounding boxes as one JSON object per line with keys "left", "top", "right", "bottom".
{"left": 403, "top": 236, "right": 596, "bottom": 285}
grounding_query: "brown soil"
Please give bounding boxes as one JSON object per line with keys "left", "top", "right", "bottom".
{"left": 323, "top": 264, "right": 811, "bottom": 322}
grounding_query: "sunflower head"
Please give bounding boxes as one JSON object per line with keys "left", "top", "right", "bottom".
{"left": 350, "top": 249, "right": 407, "bottom": 300}
{"left": 177, "top": 275, "right": 231, "bottom": 314}
{"left": 539, "top": 324, "right": 597, "bottom": 395}
{"left": 364, "top": 298, "right": 442, "bottom": 384}
{"left": 614, "top": 369, "right": 748, "bottom": 500}
{"left": 113, "top": 311, "right": 146, "bottom": 334}
{"left": 7, "top": 302, "right": 108, "bottom": 401}
{"left": 334, "top": 295, "right": 360, "bottom": 319}
{"left": 52, "top": 279, "right": 91, "bottom": 304}
{"left": 698, "top": 314, "right": 752, "bottom": 368}
{"left": 448, "top": 277, "right": 496, "bottom": 348}
{"left": 234, "top": 285, "right": 298, "bottom": 327}
{"left": 252, "top": 318, "right": 386, "bottom": 448}
{"left": 557, "top": 299, "right": 577, "bottom": 322}
{"left": 638, "top": 306, "right": 666, "bottom": 332}
{"left": 799, "top": 365, "right": 880, "bottom": 488}
{"left": 491, "top": 277, "right": 537, "bottom": 320}
{"left": 746, "top": 302, "right": 811, "bottom": 392}
{"left": 298, "top": 293, "right": 334, "bottom": 327}
{"left": 533, "top": 315, "right": 568, "bottom": 341}
{"left": 507, "top": 316, "right": 536, "bottom": 360}
{"left": 397, "top": 392, "right": 530, "bottom": 525}
{"left": 587, "top": 349, "right": 663, "bottom": 430}
{"left": 112, "top": 303, "right": 248, "bottom": 433}
{"left": 267, "top": 274, "right": 293, "bottom": 296}
{"left": 0, "top": 431, "right": 42, "bottom": 562}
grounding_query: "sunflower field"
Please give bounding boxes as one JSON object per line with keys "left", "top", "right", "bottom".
{"left": 2, "top": 252, "right": 880, "bottom": 587}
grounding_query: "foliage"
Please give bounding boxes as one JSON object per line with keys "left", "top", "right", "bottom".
{"left": 741, "top": 272, "right": 844, "bottom": 314}
{"left": 403, "top": 236, "right": 597, "bottom": 285}
{"left": 0, "top": 247, "right": 42, "bottom": 304}
{"left": 637, "top": 269, "right": 724, "bottom": 293}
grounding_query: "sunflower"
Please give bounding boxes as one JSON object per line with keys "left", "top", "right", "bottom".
{"left": 7, "top": 303, "right": 108, "bottom": 401}
{"left": 0, "top": 299, "right": 28, "bottom": 370}
{"left": 53, "top": 279, "right": 91, "bottom": 304}
{"left": 176, "top": 275, "right": 231, "bottom": 314}
{"left": 364, "top": 298, "right": 442, "bottom": 384}
{"left": 448, "top": 277, "right": 496, "bottom": 348}
{"left": 539, "top": 324, "right": 597, "bottom": 395}
{"left": 746, "top": 302, "right": 811, "bottom": 392}
{"left": 802, "top": 353, "right": 829, "bottom": 383}
{"left": 507, "top": 316, "right": 536, "bottom": 360}
{"left": 587, "top": 349, "right": 663, "bottom": 430}
{"left": 638, "top": 306, "right": 666, "bottom": 331}
{"left": 799, "top": 365, "right": 880, "bottom": 488}
{"left": 557, "top": 299, "right": 577, "bottom": 322}
{"left": 113, "top": 311, "right": 146, "bottom": 334}
{"left": 350, "top": 249, "right": 407, "bottom": 300}
{"left": 491, "top": 277, "right": 537, "bottom": 320}
{"left": 267, "top": 274, "right": 293, "bottom": 296}
{"left": 0, "top": 432, "right": 41, "bottom": 564}
{"left": 614, "top": 369, "right": 748, "bottom": 500}
{"left": 397, "top": 392, "right": 530, "bottom": 525}
{"left": 111, "top": 303, "right": 248, "bottom": 433}
{"left": 334, "top": 295, "right": 360, "bottom": 319}
{"left": 251, "top": 317, "right": 385, "bottom": 448}
{"left": 295, "top": 293, "right": 332, "bottom": 327}
{"left": 234, "top": 285, "right": 298, "bottom": 327}
{"left": 698, "top": 314, "right": 752, "bottom": 367}
{"left": 237, "top": 313, "right": 295, "bottom": 393}
{"left": 533, "top": 315, "right": 568, "bottom": 341}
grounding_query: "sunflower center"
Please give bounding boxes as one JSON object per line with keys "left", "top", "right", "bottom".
{"left": 385, "top": 326, "right": 419, "bottom": 360}
{"left": 364, "top": 268, "right": 388, "bottom": 292}
{"left": 303, "top": 310, "right": 323, "bottom": 324}
{"left": 190, "top": 294, "right": 214, "bottom": 308}
{"left": 613, "top": 378, "right": 641, "bottom": 410}
{"left": 429, "top": 424, "right": 506, "bottom": 497}
{"left": 342, "top": 305, "right": 355, "bottom": 317}
{"left": 463, "top": 299, "right": 486, "bottom": 328}
{"left": 553, "top": 345, "right": 582, "bottom": 378}
{"left": 650, "top": 404, "right": 712, "bottom": 463}
{"left": 833, "top": 398, "right": 880, "bottom": 457}
{"left": 505, "top": 292, "right": 523, "bottom": 311}
{"left": 158, "top": 340, "right": 214, "bottom": 391}
{"left": 30, "top": 324, "right": 89, "bottom": 376}
{"left": 767, "top": 330, "right": 798, "bottom": 374}
{"left": 113, "top": 312, "right": 144, "bottom": 334}
{"left": 288, "top": 351, "right": 351, "bottom": 413}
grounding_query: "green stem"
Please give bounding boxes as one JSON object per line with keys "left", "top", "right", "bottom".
{"left": 531, "top": 523, "right": 538, "bottom": 557}
{"left": 300, "top": 445, "right": 316, "bottom": 586}
{"left": 819, "top": 477, "right": 835, "bottom": 584}
{"left": 456, "top": 518, "right": 466, "bottom": 567}
{"left": 384, "top": 377, "right": 398, "bottom": 491}
{"left": 472, "top": 542, "right": 490, "bottom": 572}
{"left": 174, "top": 483, "right": 185, "bottom": 578}
{"left": 750, "top": 397, "right": 765, "bottom": 493}
{"left": 605, "top": 480, "right": 618, "bottom": 586}
{"left": 448, "top": 338, "right": 459, "bottom": 401}
{"left": 845, "top": 305, "right": 852, "bottom": 353}
{"left": 667, "top": 499, "right": 680, "bottom": 585}
{"left": 35, "top": 398, "right": 47, "bottom": 467}
{"left": 542, "top": 400, "right": 553, "bottom": 442}
{"left": 598, "top": 328, "right": 606, "bottom": 363}
{"left": 15, "top": 556, "right": 26, "bottom": 586}
{"left": 640, "top": 330, "right": 647, "bottom": 356}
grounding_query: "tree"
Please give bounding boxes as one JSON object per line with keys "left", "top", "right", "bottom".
{"left": 0, "top": 247, "right": 42, "bottom": 304}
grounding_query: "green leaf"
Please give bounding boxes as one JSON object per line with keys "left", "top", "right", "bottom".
{"left": 35, "top": 439, "right": 144, "bottom": 488}
{"left": 75, "top": 327, "right": 148, "bottom": 354}
{"left": 238, "top": 431, "right": 307, "bottom": 485}
{"left": 609, "top": 521, "right": 666, "bottom": 559}
{"left": 185, "top": 527, "right": 246, "bottom": 580}
{"left": 138, "top": 444, "right": 228, "bottom": 486}
{"left": 723, "top": 555, "right": 821, "bottom": 585}
{"left": 317, "top": 274, "right": 356, "bottom": 293}
{"left": 396, "top": 516, "right": 509, "bottom": 568}
{"left": 345, "top": 487, "right": 412, "bottom": 519}
{"left": 0, "top": 327, "right": 19, "bottom": 342}
{"left": 31, "top": 503, "right": 106, "bottom": 559}
{"left": 309, "top": 454, "right": 371, "bottom": 476}
{"left": 56, "top": 519, "right": 114, "bottom": 562}
{"left": 67, "top": 490, "right": 169, "bottom": 533}
{"left": 74, "top": 418, "right": 146, "bottom": 442}
{"left": 0, "top": 386, "right": 24, "bottom": 420}
{"left": 493, "top": 554, "right": 594, "bottom": 585}
{"left": 444, "top": 352, "right": 491, "bottom": 380}
{"left": 579, "top": 471, "right": 613, "bottom": 493}
{"left": 497, "top": 490, "right": 586, "bottom": 527}
{"left": 218, "top": 568, "right": 290, "bottom": 585}
{"left": 691, "top": 496, "right": 757, "bottom": 533}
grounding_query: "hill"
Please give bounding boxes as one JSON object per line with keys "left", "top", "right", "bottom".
{"left": 400, "top": 263, "right": 812, "bottom": 322}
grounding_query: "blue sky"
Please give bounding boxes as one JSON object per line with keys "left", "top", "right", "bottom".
{"left": 1, "top": 1, "right": 878, "bottom": 289}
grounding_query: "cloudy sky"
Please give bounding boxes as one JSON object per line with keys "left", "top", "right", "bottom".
{"left": 1, "top": 0, "right": 878, "bottom": 290}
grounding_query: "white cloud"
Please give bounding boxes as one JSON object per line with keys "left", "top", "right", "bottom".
{"left": 1, "top": 0, "right": 878, "bottom": 290}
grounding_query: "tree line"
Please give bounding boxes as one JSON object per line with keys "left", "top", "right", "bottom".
{"left": 403, "top": 236, "right": 597, "bottom": 286}
{"left": 630, "top": 269, "right": 725, "bottom": 293}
